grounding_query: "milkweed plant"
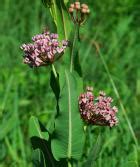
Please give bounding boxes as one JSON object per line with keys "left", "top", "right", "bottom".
{"left": 20, "top": 0, "right": 118, "bottom": 166}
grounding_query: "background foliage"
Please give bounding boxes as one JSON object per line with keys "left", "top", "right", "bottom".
{"left": 0, "top": 0, "right": 140, "bottom": 166}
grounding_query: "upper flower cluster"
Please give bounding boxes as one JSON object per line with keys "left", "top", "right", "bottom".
{"left": 20, "top": 31, "right": 68, "bottom": 67}
{"left": 79, "top": 87, "right": 118, "bottom": 127}
{"left": 68, "top": 1, "right": 90, "bottom": 25}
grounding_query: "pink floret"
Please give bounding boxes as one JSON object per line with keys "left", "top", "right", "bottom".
{"left": 20, "top": 31, "right": 69, "bottom": 67}
{"left": 78, "top": 87, "right": 118, "bottom": 127}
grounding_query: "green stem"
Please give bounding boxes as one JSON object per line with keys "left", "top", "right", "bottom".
{"left": 70, "top": 24, "right": 80, "bottom": 72}
{"left": 98, "top": 49, "right": 138, "bottom": 147}
{"left": 68, "top": 161, "right": 72, "bottom": 167}
{"left": 51, "top": 64, "right": 57, "bottom": 78}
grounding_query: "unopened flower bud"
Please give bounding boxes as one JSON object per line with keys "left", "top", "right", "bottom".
{"left": 75, "top": 2, "right": 80, "bottom": 10}
{"left": 86, "top": 9, "right": 90, "bottom": 14}
{"left": 81, "top": 4, "right": 88, "bottom": 9}
{"left": 69, "top": 2, "right": 90, "bottom": 25}
{"left": 81, "top": 8, "right": 87, "bottom": 14}
{"left": 70, "top": 4, "right": 74, "bottom": 8}
{"left": 75, "top": 4, "right": 81, "bottom": 10}
{"left": 86, "top": 86, "right": 93, "bottom": 92}
{"left": 75, "top": 2, "right": 80, "bottom": 6}
{"left": 69, "top": 8, "right": 74, "bottom": 13}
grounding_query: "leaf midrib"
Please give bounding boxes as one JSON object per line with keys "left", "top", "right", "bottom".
{"left": 65, "top": 70, "right": 72, "bottom": 158}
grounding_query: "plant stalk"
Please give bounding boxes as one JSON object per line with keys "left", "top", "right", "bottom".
{"left": 70, "top": 24, "right": 80, "bottom": 72}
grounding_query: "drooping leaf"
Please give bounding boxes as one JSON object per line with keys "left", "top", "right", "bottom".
{"left": 50, "top": 71, "right": 60, "bottom": 101}
{"left": 29, "top": 116, "right": 49, "bottom": 141}
{"left": 51, "top": 70, "right": 85, "bottom": 160}
{"left": 50, "top": 70, "right": 60, "bottom": 116}
{"left": 29, "top": 116, "right": 57, "bottom": 167}
{"left": 32, "top": 149, "right": 46, "bottom": 167}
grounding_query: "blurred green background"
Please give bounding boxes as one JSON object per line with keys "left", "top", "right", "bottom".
{"left": 0, "top": 0, "right": 140, "bottom": 166}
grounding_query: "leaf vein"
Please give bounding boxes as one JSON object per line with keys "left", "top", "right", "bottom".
{"left": 65, "top": 70, "right": 72, "bottom": 158}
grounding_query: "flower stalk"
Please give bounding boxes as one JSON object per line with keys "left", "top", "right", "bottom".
{"left": 70, "top": 24, "right": 80, "bottom": 72}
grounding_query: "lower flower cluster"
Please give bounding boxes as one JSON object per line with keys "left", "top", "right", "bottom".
{"left": 79, "top": 87, "right": 118, "bottom": 127}
{"left": 20, "top": 31, "right": 68, "bottom": 67}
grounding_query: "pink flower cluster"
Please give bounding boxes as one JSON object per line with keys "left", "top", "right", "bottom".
{"left": 20, "top": 32, "right": 69, "bottom": 67}
{"left": 79, "top": 87, "right": 118, "bottom": 127}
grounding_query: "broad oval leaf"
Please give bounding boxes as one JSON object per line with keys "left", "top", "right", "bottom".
{"left": 51, "top": 70, "right": 85, "bottom": 160}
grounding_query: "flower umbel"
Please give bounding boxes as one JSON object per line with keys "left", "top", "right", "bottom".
{"left": 20, "top": 31, "right": 69, "bottom": 67}
{"left": 79, "top": 87, "right": 118, "bottom": 127}
{"left": 68, "top": 1, "right": 90, "bottom": 25}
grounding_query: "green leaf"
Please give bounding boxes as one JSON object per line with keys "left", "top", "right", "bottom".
{"left": 42, "top": 0, "right": 72, "bottom": 40}
{"left": 64, "top": 0, "right": 69, "bottom": 5}
{"left": 73, "top": 37, "right": 82, "bottom": 76}
{"left": 42, "top": 0, "right": 73, "bottom": 68}
{"left": 32, "top": 149, "right": 46, "bottom": 167}
{"left": 42, "top": 0, "right": 52, "bottom": 7}
{"left": 50, "top": 71, "right": 60, "bottom": 101}
{"left": 51, "top": 70, "right": 85, "bottom": 160}
{"left": 29, "top": 116, "right": 49, "bottom": 141}
{"left": 70, "top": 25, "right": 82, "bottom": 76}
{"left": 29, "top": 116, "right": 58, "bottom": 167}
